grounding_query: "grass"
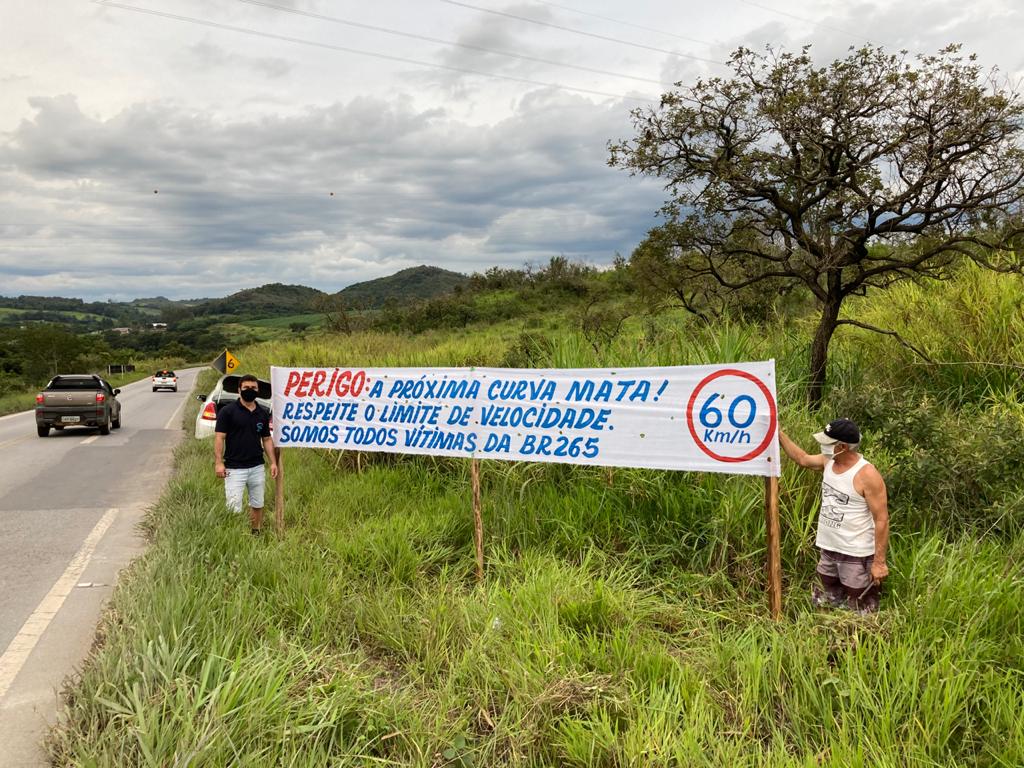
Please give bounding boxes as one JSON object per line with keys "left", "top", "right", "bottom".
{"left": 245, "top": 313, "right": 326, "bottom": 330}
{"left": 48, "top": 271, "right": 1024, "bottom": 766}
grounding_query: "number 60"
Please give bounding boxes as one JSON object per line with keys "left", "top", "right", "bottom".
{"left": 699, "top": 394, "right": 757, "bottom": 429}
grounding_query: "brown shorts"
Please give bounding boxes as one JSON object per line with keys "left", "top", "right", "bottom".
{"left": 816, "top": 548, "right": 874, "bottom": 590}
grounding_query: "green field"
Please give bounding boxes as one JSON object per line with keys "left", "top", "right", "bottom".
{"left": 49, "top": 267, "right": 1024, "bottom": 766}
{"left": 0, "top": 307, "right": 110, "bottom": 322}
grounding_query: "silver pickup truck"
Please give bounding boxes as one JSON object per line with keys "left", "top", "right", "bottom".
{"left": 35, "top": 374, "right": 122, "bottom": 437}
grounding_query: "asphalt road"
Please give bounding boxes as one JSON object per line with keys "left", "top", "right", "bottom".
{"left": 0, "top": 367, "right": 203, "bottom": 767}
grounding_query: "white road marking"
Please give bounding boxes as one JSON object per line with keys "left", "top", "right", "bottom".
{"left": 80, "top": 435, "right": 99, "bottom": 446}
{"left": 0, "top": 507, "right": 118, "bottom": 702}
{"left": 163, "top": 393, "right": 189, "bottom": 431}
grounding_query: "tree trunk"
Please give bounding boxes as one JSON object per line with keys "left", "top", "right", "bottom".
{"left": 808, "top": 295, "right": 842, "bottom": 409}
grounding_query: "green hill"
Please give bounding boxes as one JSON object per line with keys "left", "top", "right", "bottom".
{"left": 194, "top": 283, "right": 327, "bottom": 319}
{"left": 335, "top": 265, "right": 468, "bottom": 309}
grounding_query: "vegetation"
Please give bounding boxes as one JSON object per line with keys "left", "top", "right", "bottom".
{"left": 49, "top": 263, "right": 1024, "bottom": 766}
{"left": 0, "top": 322, "right": 192, "bottom": 416}
{"left": 337, "top": 265, "right": 469, "bottom": 310}
{"left": 610, "top": 44, "right": 1024, "bottom": 405}
{"left": 0, "top": 267, "right": 470, "bottom": 367}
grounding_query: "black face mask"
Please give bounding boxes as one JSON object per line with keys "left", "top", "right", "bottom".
{"left": 239, "top": 388, "right": 258, "bottom": 402}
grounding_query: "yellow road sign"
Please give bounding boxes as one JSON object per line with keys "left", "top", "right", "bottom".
{"left": 211, "top": 349, "right": 241, "bottom": 374}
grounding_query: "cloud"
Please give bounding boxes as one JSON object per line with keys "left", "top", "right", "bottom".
{"left": 2, "top": 0, "right": 1019, "bottom": 301}
{"left": 186, "top": 41, "right": 294, "bottom": 80}
{"left": 0, "top": 90, "right": 664, "bottom": 300}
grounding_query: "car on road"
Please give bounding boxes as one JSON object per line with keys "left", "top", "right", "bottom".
{"left": 36, "top": 374, "right": 122, "bottom": 437}
{"left": 152, "top": 369, "right": 178, "bottom": 392}
{"left": 194, "top": 374, "right": 272, "bottom": 439}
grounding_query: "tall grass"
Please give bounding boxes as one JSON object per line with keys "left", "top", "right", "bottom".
{"left": 50, "top": 269, "right": 1024, "bottom": 766}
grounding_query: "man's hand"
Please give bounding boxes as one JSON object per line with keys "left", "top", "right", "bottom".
{"left": 871, "top": 560, "right": 889, "bottom": 585}
{"left": 270, "top": 463, "right": 279, "bottom": 480}
{"left": 778, "top": 427, "right": 827, "bottom": 470}
{"left": 215, "top": 462, "right": 227, "bottom": 479}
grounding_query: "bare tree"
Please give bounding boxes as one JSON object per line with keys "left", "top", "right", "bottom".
{"left": 610, "top": 44, "right": 1024, "bottom": 406}
{"left": 314, "top": 294, "right": 352, "bottom": 335}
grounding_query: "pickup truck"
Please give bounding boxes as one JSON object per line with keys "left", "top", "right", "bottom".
{"left": 35, "top": 374, "right": 122, "bottom": 437}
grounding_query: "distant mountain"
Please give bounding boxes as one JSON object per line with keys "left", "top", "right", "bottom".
{"left": 335, "top": 266, "right": 468, "bottom": 309}
{"left": 0, "top": 267, "right": 470, "bottom": 329}
{"left": 193, "top": 283, "right": 327, "bottom": 318}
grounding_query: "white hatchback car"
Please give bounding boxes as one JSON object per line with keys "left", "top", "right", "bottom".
{"left": 194, "top": 375, "right": 273, "bottom": 439}
{"left": 152, "top": 369, "right": 178, "bottom": 392}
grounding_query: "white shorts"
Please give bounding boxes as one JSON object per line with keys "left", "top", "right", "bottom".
{"left": 224, "top": 465, "right": 266, "bottom": 512}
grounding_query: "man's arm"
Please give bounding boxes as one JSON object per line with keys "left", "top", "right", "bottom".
{"left": 263, "top": 436, "right": 279, "bottom": 479}
{"left": 861, "top": 467, "right": 890, "bottom": 584}
{"left": 214, "top": 432, "right": 227, "bottom": 478}
{"left": 778, "top": 429, "right": 828, "bottom": 471}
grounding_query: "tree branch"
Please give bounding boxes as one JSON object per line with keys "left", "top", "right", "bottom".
{"left": 835, "top": 319, "right": 933, "bottom": 362}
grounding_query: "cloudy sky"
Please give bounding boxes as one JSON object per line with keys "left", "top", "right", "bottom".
{"left": 1, "top": 0, "right": 1021, "bottom": 300}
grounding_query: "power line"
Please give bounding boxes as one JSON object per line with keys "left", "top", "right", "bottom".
{"left": 93, "top": 1, "right": 657, "bottom": 102}
{"left": 526, "top": 0, "right": 719, "bottom": 48}
{"left": 439, "top": 0, "right": 726, "bottom": 67}
{"left": 229, "top": 0, "right": 663, "bottom": 85}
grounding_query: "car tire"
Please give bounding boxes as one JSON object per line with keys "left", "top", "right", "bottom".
{"left": 99, "top": 415, "right": 111, "bottom": 435}
{"left": 112, "top": 413, "right": 121, "bottom": 429}
{"left": 37, "top": 425, "right": 49, "bottom": 437}
{"left": 153, "top": 387, "right": 158, "bottom": 392}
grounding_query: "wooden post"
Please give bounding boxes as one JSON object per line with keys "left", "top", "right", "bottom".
{"left": 764, "top": 475, "right": 782, "bottom": 619}
{"left": 471, "top": 458, "right": 484, "bottom": 582}
{"left": 274, "top": 447, "right": 285, "bottom": 536}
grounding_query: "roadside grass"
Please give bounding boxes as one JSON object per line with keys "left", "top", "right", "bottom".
{"left": 49, "top": 433, "right": 1024, "bottom": 766}
{"left": 49, "top": 271, "right": 1024, "bottom": 765}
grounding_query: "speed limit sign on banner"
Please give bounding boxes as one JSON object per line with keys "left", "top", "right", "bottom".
{"left": 686, "top": 368, "right": 778, "bottom": 467}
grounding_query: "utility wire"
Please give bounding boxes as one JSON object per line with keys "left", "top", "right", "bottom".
{"left": 439, "top": 0, "right": 726, "bottom": 66}
{"left": 93, "top": 1, "right": 657, "bottom": 102}
{"left": 230, "top": 0, "right": 662, "bottom": 85}
{"left": 527, "top": 0, "right": 718, "bottom": 48}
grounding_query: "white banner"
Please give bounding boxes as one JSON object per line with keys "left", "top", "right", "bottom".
{"left": 270, "top": 361, "right": 780, "bottom": 476}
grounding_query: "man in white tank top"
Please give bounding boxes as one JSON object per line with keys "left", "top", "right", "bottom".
{"left": 779, "top": 419, "right": 890, "bottom": 613}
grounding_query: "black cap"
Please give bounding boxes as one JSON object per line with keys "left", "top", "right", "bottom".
{"left": 813, "top": 418, "right": 861, "bottom": 445}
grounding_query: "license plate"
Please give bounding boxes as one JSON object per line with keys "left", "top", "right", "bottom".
{"left": 61, "top": 416, "right": 81, "bottom": 423}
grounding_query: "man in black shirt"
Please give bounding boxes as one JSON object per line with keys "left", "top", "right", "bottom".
{"left": 214, "top": 374, "right": 278, "bottom": 534}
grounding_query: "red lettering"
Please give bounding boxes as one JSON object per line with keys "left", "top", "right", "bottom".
{"left": 311, "top": 370, "right": 327, "bottom": 397}
{"left": 296, "top": 371, "right": 313, "bottom": 397}
{"left": 351, "top": 370, "right": 366, "bottom": 397}
{"left": 284, "top": 371, "right": 301, "bottom": 396}
{"left": 334, "top": 370, "right": 352, "bottom": 396}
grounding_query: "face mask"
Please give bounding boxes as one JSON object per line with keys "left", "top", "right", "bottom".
{"left": 240, "top": 388, "right": 258, "bottom": 402}
{"left": 820, "top": 443, "right": 836, "bottom": 458}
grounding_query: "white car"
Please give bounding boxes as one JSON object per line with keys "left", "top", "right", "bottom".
{"left": 195, "top": 375, "right": 273, "bottom": 439}
{"left": 152, "top": 370, "right": 178, "bottom": 392}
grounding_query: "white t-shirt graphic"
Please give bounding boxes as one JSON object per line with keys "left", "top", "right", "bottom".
{"left": 815, "top": 456, "right": 875, "bottom": 556}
